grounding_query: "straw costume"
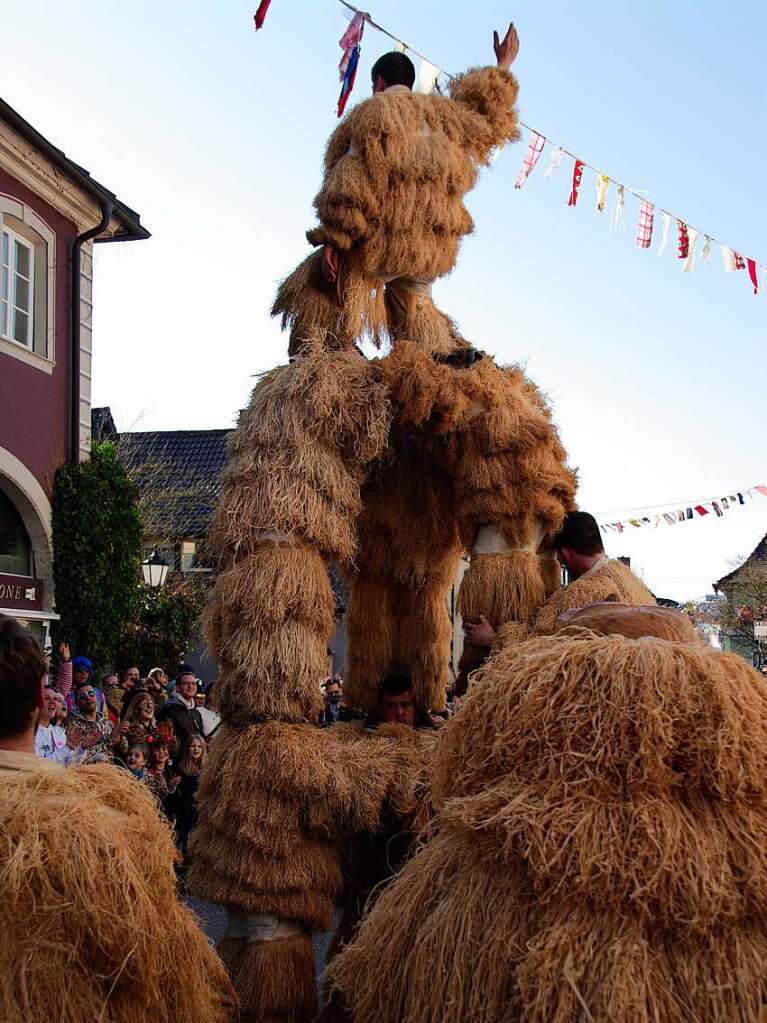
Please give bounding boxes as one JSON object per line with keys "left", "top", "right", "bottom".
{"left": 0, "top": 755, "right": 235, "bottom": 1023}
{"left": 193, "top": 31, "right": 578, "bottom": 1022}
{"left": 330, "top": 605, "right": 767, "bottom": 1022}
{"left": 273, "top": 64, "right": 520, "bottom": 357}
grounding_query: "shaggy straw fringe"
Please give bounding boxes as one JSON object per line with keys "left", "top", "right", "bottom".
{"left": 533, "top": 557, "right": 655, "bottom": 635}
{"left": 218, "top": 932, "right": 317, "bottom": 1023}
{"left": 190, "top": 721, "right": 430, "bottom": 930}
{"left": 344, "top": 446, "right": 461, "bottom": 713}
{"left": 205, "top": 544, "right": 333, "bottom": 721}
{"left": 212, "top": 345, "right": 391, "bottom": 566}
{"left": 331, "top": 630, "right": 767, "bottom": 1021}
{"left": 0, "top": 763, "right": 235, "bottom": 1023}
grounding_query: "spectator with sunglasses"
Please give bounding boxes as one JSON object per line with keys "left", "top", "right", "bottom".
{"left": 67, "top": 679, "right": 115, "bottom": 764}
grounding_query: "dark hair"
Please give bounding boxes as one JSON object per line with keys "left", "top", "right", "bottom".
{"left": 371, "top": 52, "right": 416, "bottom": 89}
{"left": 553, "top": 511, "right": 604, "bottom": 557}
{"left": 176, "top": 662, "right": 195, "bottom": 681}
{"left": 380, "top": 672, "right": 413, "bottom": 698}
{"left": 73, "top": 676, "right": 97, "bottom": 695}
{"left": 0, "top": 614, "right": 46, "bottom": 739}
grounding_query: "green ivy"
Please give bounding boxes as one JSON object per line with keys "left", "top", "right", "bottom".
{"left": 52, "top": 441, "right": 142, "bottom": 670}
{"left": 116, "top": 577, "right": 208, "bottom": 673}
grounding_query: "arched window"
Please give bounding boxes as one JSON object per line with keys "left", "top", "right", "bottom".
{"left": 0, "top": 489, "right": 32, "bottom": 575}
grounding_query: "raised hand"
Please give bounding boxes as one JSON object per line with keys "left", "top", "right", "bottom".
{"left": 59, "top": 641, "right": 71, "bottom": 662}
{"left": 493, "top": 22, "right": 520, "bottom": 70}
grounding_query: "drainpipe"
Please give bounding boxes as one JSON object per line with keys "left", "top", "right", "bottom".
{"left": 70, "top": 200, "right": 113, "bottom": 464}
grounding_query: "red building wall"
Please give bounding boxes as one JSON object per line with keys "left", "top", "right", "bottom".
{"left": 0, "top": 168, "right": 78, "bottom": 498}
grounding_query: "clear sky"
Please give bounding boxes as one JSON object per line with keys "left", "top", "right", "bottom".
{"left": 4, "top": 1, "right": 765, "bottom": 600}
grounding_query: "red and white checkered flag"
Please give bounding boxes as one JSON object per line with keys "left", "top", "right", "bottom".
{"left": 514, "top": 131, "right": 546, "bottom": 189}
{"left": 635, "top": 200, "right": 654, "bottom": 248}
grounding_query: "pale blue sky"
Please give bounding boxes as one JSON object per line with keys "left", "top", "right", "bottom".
{"left": 4, "top": 1, "right": 765, "bottom": 599}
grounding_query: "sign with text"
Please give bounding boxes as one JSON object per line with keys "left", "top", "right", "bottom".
{"left": 0, "top": 573, "right": 44, "bottom": 612}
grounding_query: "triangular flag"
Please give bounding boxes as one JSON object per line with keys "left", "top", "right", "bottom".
{"left": 415, "top": 58, "right": 440, "bottom": 95}
{"left": 635, "top": 200, "right": 654, "bottom": 248}
{"left": 544, "top": 147, "right": 565, "bottom": 179}
{"left": 596, "top": 174, "right": 610, "bottom": 212}
{"left": 514, "top": 131, "right": 546, "bottom": 189}
{"left": 567, "top": 159, "right": 585, "bottom": 206}
{"left": 747, "top": 258, "right": 759, "bottom": 294}
{"left": 254, "top": 0, "right": 272, "bottom": 30}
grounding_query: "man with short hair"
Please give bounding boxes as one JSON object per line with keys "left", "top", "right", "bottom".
{"left": 0, "top": 613, "right": 235, "bottom": 1020}
{"left": 465, "top": 511, "right": 655, "bottom": 647}
{"left": 157, "top": 664, "right": 204, "bottom": 744}
{"left": 319, "top": 676, "right": 349, "bottom": 725}
{"left": 68, "top": 678, "right": 115, "bottom": 764}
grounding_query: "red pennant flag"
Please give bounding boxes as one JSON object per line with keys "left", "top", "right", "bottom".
{"left": 694, "top": 504, "right": 709, "bottom": 516}
{"left": 677, "top": 221, "right": 689, "bottom": 259}
{"left": 567, "top": 159, "right": 585, "bottom": 207}
{"left": 254, "top": 0, "right": 272, "bottom": 30}
{"left": 747, "top": 258, "right": 759, "bottom": 294}
{"left": 755, "top": 485, "right": 767, "bottom": 498}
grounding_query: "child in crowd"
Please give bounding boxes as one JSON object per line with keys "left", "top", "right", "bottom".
{"left": 168, "top": 733, "right": 206, "bottom": 858}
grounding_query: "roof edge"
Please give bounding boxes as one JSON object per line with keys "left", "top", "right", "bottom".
{"left": 0, "top": 98, "right": 150, "bottom": 242}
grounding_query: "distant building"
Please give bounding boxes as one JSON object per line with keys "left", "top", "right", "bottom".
{"left": 0, "top": 100, "right": 148, "bottom": 646}
{"left": 714, "top": 534, "right": 767, "bottom": 662}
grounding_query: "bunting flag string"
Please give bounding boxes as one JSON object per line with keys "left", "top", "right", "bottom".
{"left": 595, "top": 485, "right": 767, "bottom": 535}
{"left": 322, "top": 1, "right": 765, "bottom": 299}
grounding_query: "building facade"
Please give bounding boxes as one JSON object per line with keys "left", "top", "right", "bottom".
{"left": 0, "top": 99, "right": 148, "bottom": 646}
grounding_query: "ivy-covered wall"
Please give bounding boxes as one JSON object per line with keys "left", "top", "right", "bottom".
{"left": 52, "top": 441, "right": 142, "bottom": 670}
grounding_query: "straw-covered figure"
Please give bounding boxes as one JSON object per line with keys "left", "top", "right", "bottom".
{"left": 330, "top": 604, "right": 767, "bottom": 1022}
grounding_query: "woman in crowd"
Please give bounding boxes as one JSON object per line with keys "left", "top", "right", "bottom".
{"left": 168, "top": 733, "right": 206, "bottom": 859}
{"left": 113, "top": 690, "right": 164, "bottom": 762}
{"left": 146, "top": 667, "right": 169, "bottom": 710}
{"left": 51, "top": 691, "right": 68, "bottom": 728}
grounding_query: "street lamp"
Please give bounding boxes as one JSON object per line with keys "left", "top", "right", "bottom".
{"left": 142, "top": 548, "right": 169, "bottom": 590}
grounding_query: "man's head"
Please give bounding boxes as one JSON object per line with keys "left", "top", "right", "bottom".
{"left": 120, "top": 666, "right": 140, "bottom": 691}
{"left": 101, "top": 673, "right": 118, "bottom": 690}
{"left": 553, "top": 511, "right": 605, "bottom": 581}
{"left": 72, "top": 656, "right": 93, "bottom": 688}
{"left": 379, "top": 672, "right": 416, "bottom": 726}
{"left": 73, "top": 679, "right": 99, "bottom": 717}
{"left": 0, "top": 615, "right": 46, "bottom": 742}
{"left": 176, "top": 664, "right": 197, "bottom": 702}
{"left": 371, "top": 52, "right": 416, "bottom": 94}
{"left": 322, "top": 677, "right": 343, "bottom": 707}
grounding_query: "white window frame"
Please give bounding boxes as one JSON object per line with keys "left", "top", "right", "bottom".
{"left": 1, "top": 225, "right": 34, "bottom": 349}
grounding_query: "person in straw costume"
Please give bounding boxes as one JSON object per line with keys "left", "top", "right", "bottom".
{"left": 0, "top": 614, "right": 235, "bottom": 1023}
{"left": 464, "top": 509, "right": 654, "bottom": 659}
{"left": 329, "top": 603, "right": 767, "bottom": 1022}
{"left": 273, "top": 26, "right": 522, "bottom": 358}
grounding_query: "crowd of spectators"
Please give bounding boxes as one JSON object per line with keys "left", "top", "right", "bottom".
{"left": 36, "top": 642, "right": 220, "bottom": 862}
